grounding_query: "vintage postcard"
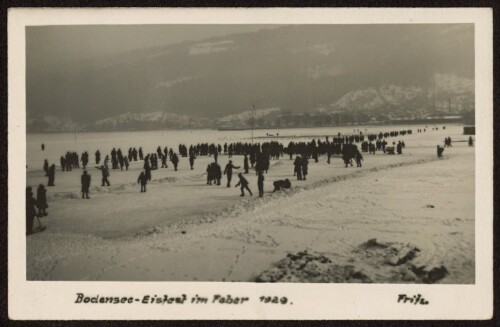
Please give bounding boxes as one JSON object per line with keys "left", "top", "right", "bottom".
{"left": 8, "top": 7, "right": 493, "bottom": 320}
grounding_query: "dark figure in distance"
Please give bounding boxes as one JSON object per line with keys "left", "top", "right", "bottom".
{"left": 96, "top": 165, "right": 110, "bottom": 186}
{"left": 355, "top": 150, "right": 363, "bottom": 167}
{"left": 124, "top": 157, "right": 129, "bottom": 170}
{"left": 224, "top": 160, "right": 240, "bottom": 187}
{"left": 60, "top": 156, "right": 66, "bottom": 171}
{"left": 36, "top": 184, "right": 48, "bottom": 216}
{"left": 95, "top": 150, "right": 101, "bottom": 165}
{"left": 301, "top": 157, "right": 308, "bottom": 181}
{"left": 243, "top": 154, "right": 249, "bottom": 174}
{"left": 468, "top": 136, "right": 474, "bottom": 147}
{"left": 189, "top": 153, "right": 196, "bottom": 170}
{"left": 171, "top": 153, "right": 179, "bottom": 171}
{"left": 43, "top": 159, "right": 49, "bottom": 176}
{"left": 26, "top": 187, "right": 37, "bottom": 235}
{"left": 214, "top": 162, "right": 222, "bottom": 186}
{"left": 41, "top": 143, "right": 45, "bottom": 151}
{"left": 437, "top": 145, "right": 445, "bottom": 158}
{"left": 396, "top": 141, "right": 403, "bottom": 155}
{"left": 137, "top": 171, "right": 148, "bottom": 192}
{"left": 294, "top": 156, "right": 302, "bottom": 180}
{"left": 139, "top": 147, "right": 144, "bottom": 160}
{"left": 47, "top": 164, "right": 56, "bottom": 186}
{"left": 81, "top": 170, "right": 91, "bottom": 199}
{"left": 257, "top": 171, "right": 264, "bottom": 197}
{"left": 235, "top": 173, "right": 252, "bottom": 197}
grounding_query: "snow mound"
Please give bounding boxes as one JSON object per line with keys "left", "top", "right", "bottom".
{"left": 135, "top": 226, "right": 164, "bottom": 237}
{"left": 255, "top": 239, "right": 449, "bottom": 284}
{"left": 155, "top": 177, "right": 177, "bottom": 184}
{"left": 48, "top": 192, "right": 81, "bottom": 201}
{"left": 255, "top": 250, "right": 372, "bottom": 283}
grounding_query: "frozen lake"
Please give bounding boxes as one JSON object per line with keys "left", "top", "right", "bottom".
{"left": 27, "top": 124, "right": 463, "bottom": 171}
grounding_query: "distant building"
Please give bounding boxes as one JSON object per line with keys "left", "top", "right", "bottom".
{"left": 463, "top": 126, "right": 475, "bottom": 135}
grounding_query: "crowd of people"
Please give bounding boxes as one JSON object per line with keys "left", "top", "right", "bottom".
{"left": 28, "top": 128, "right": 435, "bottom": 235}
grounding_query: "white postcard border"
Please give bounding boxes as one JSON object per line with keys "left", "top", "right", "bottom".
{"left": 8, "top": 7, "right": 493, "bottom": 320}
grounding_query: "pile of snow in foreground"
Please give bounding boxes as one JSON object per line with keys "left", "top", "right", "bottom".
{"left": 255, "top": 239, "right": 448, "bottom": 284}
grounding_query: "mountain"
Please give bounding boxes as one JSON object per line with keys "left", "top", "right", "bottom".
{"left": 27, "top": 24, "right": 474, "bottom": 130}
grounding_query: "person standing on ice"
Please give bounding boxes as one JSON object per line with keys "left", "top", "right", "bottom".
{"left": 43, "top": 159, "right": 49, "bottom": 176}
{"left": 139, "top": 147, "right": 144, "bottom": 160}
{"left": 171, "top": 153, "right": 179, "bottom": 171}
{"left": 189, "top": 153, "right": 196, "bottom": 170}
{"left": 161, "top": 154, "right": 168, "bottom": 168}
{"left": 137, "top": 170, "right": 148, "bottom": 192}
{"left": 81, "top": 170, "right": 91, "bottom": 199}
{"left": 243, "top": 154, "right": 249, "bottom": 174}
{"left": 47, "top": 164, "right": 56, "bottom": 186}
{"left": 26, "top": 187, "right": 37, "bottom": 235}
{"left": 224, "top": 160, "right": 240, "bottom": 187}
{"left": 257, "top": 171, "right": 264, "bottom": 198}
{"left": 124, "top": 156, "right": 129, "bottom": 170}
{"left": 96, "top": 165, "right": 110, "bottom": 186}
{"left": 95, "top": 150, "right": 101, "bottom": 165}
{"left": 36, "top": 184, "right": 48, "bottom": 216}
{"left": 437, "top": 145, "right": 445, "bottom": 158}
{"left": 355, "top": 149, "right": 363, "bottom": 167}
{"left": 301, "top": 157, "right": 309, "bottom": 180}
{"left": 468, "top": 136, "right": 474, "bottom": 147}
{"left": 294, "top": 156, "right": 302, "bottom": 180}
{"left": 235, "top": 173, "right": 252, "bottom": 197}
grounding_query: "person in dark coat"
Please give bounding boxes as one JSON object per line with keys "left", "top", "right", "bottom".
{"left": 41, "top": 143, "right": 45, "bottom": 151}
{"left": 294, "top": 156, "right": 302, "bottom": 180}
{"left": 468, "top": 136, "right": 474, "bottom": 147}
{"left": 243, "top": 154, "right": 249, "bottom": 174}
{"left": 81, "top": 170, "right": 91, "bottom": 199}
{"left": 96, "top": 165, "right": 110, "bottom": 186}
{"left": 60, "top": 156, "right": 66, "bottom": 171}
{"left": 139, "top": 147, "right": 144, "bottom": 160}
{"left": 301, "top": 157, "right": 308, "bottom": 180}
{"left": 81, "top": 152, "right": 89, "bottom": 169}
{"left": 189, "top": 153, "right": 196, "bottom": 170}
{"left": 355, "top": 149, "right": 363, "bottom": 167}
{"left": 26, "top": 187, "right": 37, "bottom": 235}
{"left": 36, "top": 184, "right": 48, "bottom": 216}
{"left": 124, "top": 156, "right": 129, "bottom": 170}
{"left": 214, "top": 162, "right": 222, "bottom": 186}
{"left": 171, "top": 153, "right": 179, "bottom": 171}
{"left": 224, "top": 160, "right": 240, "bottom": 187}
{"left": 206, "top": 164, "right": 213, "bottom": 185}
{"left": 257, "top": 171, "right": 264, "bottom": 197}
{"left": 43, "top": 159, "right": 49, "bottom": 176}
{"left": 437, "top": 145, "right": 445, "bottom": 158}
{"left": 397, "top": 141, "right": 403, "bottom": 155}
{"left": 95, "top": 150, "right": 101, "bottom": 165}
{"left": 137, "top": 171, "right": 148, "bottom": 192}
{"left": 47, "top": 164, "right": 56, "bottom": 186}
{"left": 235, "top": 173, "right": 252, "bottom": 197}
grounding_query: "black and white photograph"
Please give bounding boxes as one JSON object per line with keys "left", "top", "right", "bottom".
{"left": 8, "top": 7, "right": 493, "bottom": 320}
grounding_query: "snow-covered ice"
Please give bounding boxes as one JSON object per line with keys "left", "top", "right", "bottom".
{"left": 26, "top": 125, "right": 474, "bottom": 283}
